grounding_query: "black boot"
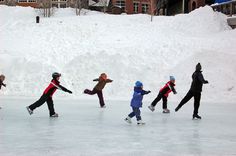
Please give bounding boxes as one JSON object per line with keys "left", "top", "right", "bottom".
{"left": 175, "top": 106, "right": 180, "bottom": 112}
{"left": 192, "top": 114, "right": 201, "bottom": 120}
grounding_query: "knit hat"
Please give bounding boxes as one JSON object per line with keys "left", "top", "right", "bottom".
{"left": 196, "top": 63, "right": 202, "bottom": 71}
{"left": 170, "top": 76, "right": 175, "bottom": 81}
{"left": 135, "top": 81, "right": 143, "bottom": 87}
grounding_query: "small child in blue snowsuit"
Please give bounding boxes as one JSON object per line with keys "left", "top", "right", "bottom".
{"left": 125, "top": 81, "right": 151, "bottom": 125}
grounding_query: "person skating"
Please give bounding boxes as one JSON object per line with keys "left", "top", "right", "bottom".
{"left": 0, "top": 74, "right": 6, "bottom": 109}
{"left": 84, "top": 73, "right": 112, "bottom": 108}
{"left": 26, "top": 72, "right": 72, "bottom": 117}
{"left": 175, "top": 63, "right": 209, "bottom": 119}
{"left": 148, "top": 76, "right": 177, "bottom": 113}
{"left": 125, "top": 81, "right": 151, "bottom": 125}
{"left": 0, "top": 74, "right": 6, "bottom": 90}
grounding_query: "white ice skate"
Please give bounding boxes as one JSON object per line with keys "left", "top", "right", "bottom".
{"left": 124, "top": 116, "right": 132, "bottom": 124}
{"left": 163, "top": 109, "right": 170, "bottom": 113}
{"left": 148, "top": 105, "right": 155, "bottom": 112}
{"left": 26, "top": 106, "right": 33, "bottom": 115}
{"left": 137, "top": 120, "right": 145, "bottom": 125}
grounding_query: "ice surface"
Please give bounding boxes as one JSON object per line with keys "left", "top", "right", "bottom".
{"left": 0, "top": 98, "right": 236, "bottom": 155}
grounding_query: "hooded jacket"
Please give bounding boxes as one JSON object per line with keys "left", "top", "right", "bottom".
{"left": 130, "top": 87, "right": 150, "bottom": 108}
{"left": 93, "top": 76, "right": 112, "bottom": 91}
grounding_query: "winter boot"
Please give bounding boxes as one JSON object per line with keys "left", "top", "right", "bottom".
{"left": 125, "top": 116, "right": 132, "bottom": 124}
{"left": 192, "top": 114, "right": 201, "bottom": 120}
{"left": 148, "top": 105, "right": 155, "bottom": 112}
{"left": 137, "top": 120, "right": 145, "bottom": 125}
{"left": 26, "top": 106, "right": 33, "bottom": 115}
{"left": 163, "top": 109, "right": 170, "bottom": 113}
{"left": 101, "top": 105, "right": 106, "bottom": 108}
{"left": 50, "top": 113, "right": 59, "bottom": 117}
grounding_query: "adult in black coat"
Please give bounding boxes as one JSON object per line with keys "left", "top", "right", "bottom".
{"left": 175, "top": 63, "right": 208, "bottom": 119}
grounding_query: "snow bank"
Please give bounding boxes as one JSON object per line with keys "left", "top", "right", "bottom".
{"left": 0, "top": 5, "right": 236, "bottom": 103}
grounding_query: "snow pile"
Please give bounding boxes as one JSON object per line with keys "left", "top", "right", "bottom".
{"left": 0, "top": 5, "right": 236, "bottom": 103}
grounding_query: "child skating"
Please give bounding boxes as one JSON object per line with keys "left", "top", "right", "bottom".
{"left": 26, "top": 72, "right": 72, "bottom": 117}
{"left": 84, "top": 73, "right": 113, "bottom": 108}
{"left": 148, "top": 76, "right": 177, "bottom": 113}
{"left": 0, "top": 74, "right": 6, "bottom": 109}
{"left": 175, "top": 63, "right": 208, "bottom": 119}
{"left": 125, "top": 81, "right": 151, "bottom": 125}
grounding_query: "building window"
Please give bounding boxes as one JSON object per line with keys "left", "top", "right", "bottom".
{"left": 18, "top": 0, "right": 36, "bottom": 2}
{"left": 133, "top": 2, "right": 139, "bottom": 13}
{"left": 52, "top": 0, "right": 67, "bottom": 8}
{"left": 142, "top": 3, "right": 148, "bottom": 13}
{"left": 115, "top": 0, "right": 125, "bottom": 11}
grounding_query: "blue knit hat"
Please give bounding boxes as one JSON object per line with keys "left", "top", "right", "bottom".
{"left": 135, "top": 81, "right": 143, "bottom": 87}
{"left": 170, "top": 76, "right": 175, "bottom": 81}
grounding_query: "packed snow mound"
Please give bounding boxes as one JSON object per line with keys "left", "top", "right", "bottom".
{"left": 171, "top": 6, "right": 231, "bottom": 34}
{"left": 0, "top": 5, "right": 236, "bottom": 103}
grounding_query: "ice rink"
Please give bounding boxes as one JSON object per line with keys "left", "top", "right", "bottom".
{"left": 0, "top": 98, "right": 236, "bottom": 156}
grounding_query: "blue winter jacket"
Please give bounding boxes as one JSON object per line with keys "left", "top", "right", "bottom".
{"left": 130, "top": 87, "right": 150, "bottom": 108}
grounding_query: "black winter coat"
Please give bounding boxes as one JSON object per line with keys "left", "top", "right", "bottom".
{"left": 190, "top": 70, "right": 208, "bottom": 93}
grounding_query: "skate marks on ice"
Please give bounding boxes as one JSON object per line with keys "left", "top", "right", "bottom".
{"left": 0, "top": 99, "right": 236, "bottom": 155}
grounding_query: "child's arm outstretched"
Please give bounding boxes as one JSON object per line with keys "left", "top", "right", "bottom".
{"left": 106, "top": 79, "right": 113, "bottom": 83}
{"left": 141, "top": 90, "right": 151, "bottom": 95}
{"left": 58, "top": 84, "right": 73, "bottom": 94}
{"left": 93, "top": 78, "right": 99, "bottom": 81}
{"left": 170, "top": 85, "right": 177, "bottom": 94}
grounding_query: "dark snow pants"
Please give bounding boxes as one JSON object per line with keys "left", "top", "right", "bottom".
{"left": 128, "top": 107, "right": 141, "bottom": 121}
{"left": 176, "top": 90, "right": 201, "bottom": 115}
{"left": 151, "top": 93, "right": 168, "bottom": 109}
{"left": 29, "top": 94, "right": 56, "bottom": 116}
{"left": 84, "top": 88, "right": 105, "bottom": 107}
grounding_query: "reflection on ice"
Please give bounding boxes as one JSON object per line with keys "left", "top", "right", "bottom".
{"left": 0, "top": 99, "right": 236, "bottom": 155}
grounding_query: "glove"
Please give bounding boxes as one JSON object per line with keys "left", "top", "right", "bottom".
{"left": 147, "top": 90, "right": 151, "bottom": 94}
{"left": 173, "top": 91, "right": 177, "bottom": 94}
{"left": 67, "top": 90, "right": 72, "bottom": 94}
{"left": 205, "top": 80, "right": 209, "bottom": 84}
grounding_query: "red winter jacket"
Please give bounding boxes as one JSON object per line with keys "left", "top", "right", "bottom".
{"left": 159, "top": 81, "right": 177, "bottom": 97}
{"left": 43, "top": 79, "right": 70, "bottom": 97}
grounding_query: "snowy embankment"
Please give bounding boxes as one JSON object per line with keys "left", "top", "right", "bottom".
{"left": 0, "top": 6, "right": 236, "bottom": 103}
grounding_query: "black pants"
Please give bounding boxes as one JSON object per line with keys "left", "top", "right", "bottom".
{"left": 151, "top": 93, "right": 168, "bottom": 109}
{"left": 84, "top": 88, "right": 105, "bottom": 107}
{"left": 176, "top": 90, "right": 201, "bottom": 115}
{"left": 29, "top": 94, "right": 55, "bottom": 116}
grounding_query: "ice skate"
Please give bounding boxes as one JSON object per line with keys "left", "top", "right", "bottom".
{"left": 26, "top": 106, "right": 33, "bottom": 115}
{"left": 163, "top": 109, "right": 170, "bottom": 113}
{"left": 50, "top": 113, "right": 59, "bottom": 117}
{"left": 137, "top": 120, "right": 145, "bottom": 125}
{"left": 101, "top": 105, "right": 106, "bottom": 108}
{"left": 192, "top": 114, "right": 201, "bottom": 120}
{"left": 148, "top": 105, "right": 155, "bottom": 112}
{"left": 124, "top": 116, "right": 132, "bottom": 124}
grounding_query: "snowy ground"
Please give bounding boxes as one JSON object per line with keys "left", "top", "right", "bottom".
{"left": 0, "top": 98, "right": 236, "bottom": 156}
{"left": 1, "top": 6, "right": 236, "bottom": 103}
